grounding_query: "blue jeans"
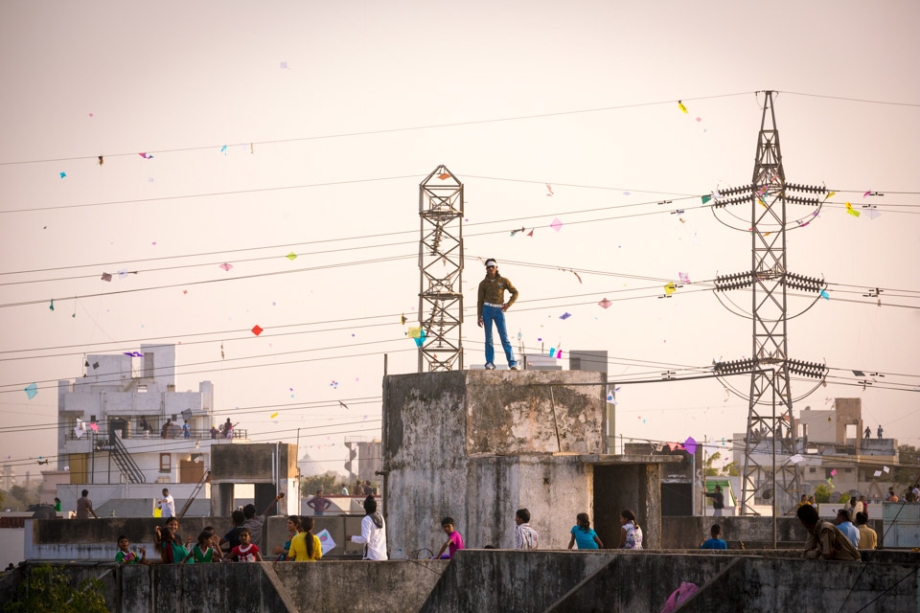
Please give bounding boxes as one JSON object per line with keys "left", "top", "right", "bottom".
{"left": 482, "top": 305, "right": 517, "bottom": 368}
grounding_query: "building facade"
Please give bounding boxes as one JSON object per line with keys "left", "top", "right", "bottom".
{"left": 55, "top": 344, "right": 249, "bottom": 513}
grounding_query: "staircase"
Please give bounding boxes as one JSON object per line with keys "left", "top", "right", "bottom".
{"left": 108, "top": 433, "right": 145, "bottom": 483}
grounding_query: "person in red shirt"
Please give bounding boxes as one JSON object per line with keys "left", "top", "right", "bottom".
{"left": 230, "top": 529, "right": 263, "bottom": 562}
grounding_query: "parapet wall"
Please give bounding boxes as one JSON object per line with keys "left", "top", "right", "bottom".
{"left": 6, "top": 551, "right": 917, "bottom": 613}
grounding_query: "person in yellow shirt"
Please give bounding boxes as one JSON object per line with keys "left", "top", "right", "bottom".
{"left": 854, "top": 512, "right": 878, "bottom": 550}
{"left": 287, "top": 516, "right": 322, "bottom": 562}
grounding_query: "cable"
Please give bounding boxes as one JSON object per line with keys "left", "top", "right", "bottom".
{"left": 0, "top": 92, "right": 756, "bottom": 167}
{"left": 0, "top": 192, "right": 702, "bottom": 283}
{"left": 779, "top": 90, "right": 920, "bottom": 109}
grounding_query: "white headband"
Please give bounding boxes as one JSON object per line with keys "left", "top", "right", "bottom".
{"left": 485, "top": 259, "right": 497, "bottom": 267}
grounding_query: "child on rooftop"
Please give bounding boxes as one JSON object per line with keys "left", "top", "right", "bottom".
{"left": 434, "top": 517, "right": 465, "bottom": 560}
{"left": 181, "top": 530, "right": 221, "bottom": 564}
{"left": 115, "top": 535, "right": 147, "bottom": 564}
{"left": 229, "top": 528, "right": 263, "bottom": 562}
{"left": 155, "top": 517, "right": 191, "bottom": 564}
{"left": 568, "top": 513, "right": 604, "bottom": 550}
{"left": 700, "top": 524, "right": 728, "bottom": 550}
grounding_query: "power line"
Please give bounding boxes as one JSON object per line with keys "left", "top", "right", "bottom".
{"left": 2, "top": 269, "right": 919, "bottom": 389}
{"left": 779, "top": 90, "right": 920, "bottom": 109}
{"left": 0, "top": 193, "right": 702, "bottom": 283}
{"left": 0, "top": 92, "right": 756, "bottom": 168}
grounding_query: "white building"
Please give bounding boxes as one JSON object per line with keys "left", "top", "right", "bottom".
{"left": 54, "top": 344, "right": 249, "bottom": 515}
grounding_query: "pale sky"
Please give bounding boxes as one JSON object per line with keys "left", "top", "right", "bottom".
{"left": 1, "top": 1, "right": 918, "bottom": 479}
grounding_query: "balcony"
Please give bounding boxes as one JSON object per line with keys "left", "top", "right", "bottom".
{"left": 64, "top": 428, "right": 250, "bottom": 455}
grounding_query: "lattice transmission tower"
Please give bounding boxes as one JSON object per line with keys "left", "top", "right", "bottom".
{"left": 417, "top": 165, "right": 464, "bottom": 372}
{"left": 711, "top": 91, "right": 828, "bottom": 515}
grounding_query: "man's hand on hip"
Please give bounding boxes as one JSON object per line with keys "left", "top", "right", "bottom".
{"left": 478, "top": 317, "right": 483, "bottom": 328}
{"left": 502, "top": 303, "right": 510, "bottom": 312}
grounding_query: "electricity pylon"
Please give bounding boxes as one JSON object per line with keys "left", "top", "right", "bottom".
{"left": 417, "top": 165, "right": 464, "bottom": 371}
{"left": 711, "top": 91, "right": 828, "bottom": 515}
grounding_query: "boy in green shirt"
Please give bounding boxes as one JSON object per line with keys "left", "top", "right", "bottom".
{"left": 115, "top": 535, "right": 147, "bottom": 564}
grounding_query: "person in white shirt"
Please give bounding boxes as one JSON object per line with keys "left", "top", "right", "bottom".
{"left": 158, "top": 489, "right": 176, "bottom": 518}
{"left": 513, "top": 508, "right": 539, "bottom": 550}
{"left": 349, "top": 496, "right": 387, "bottom": 560}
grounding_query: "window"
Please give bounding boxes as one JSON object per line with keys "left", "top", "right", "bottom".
{"left": 159, "top": 453, "right": 171, "bottom": 473}
{"left": 809, "top": 468, "right": 816, "bottom": 473}
{"left": 137, "top": 385, "right": 147, "bottom": 393}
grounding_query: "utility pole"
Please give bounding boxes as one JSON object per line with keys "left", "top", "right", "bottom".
{"left": 712, "top": 91, "right": 828, "bottom": 516}
{"left": 417, "top": 165, "right": 464, "bottom": 372}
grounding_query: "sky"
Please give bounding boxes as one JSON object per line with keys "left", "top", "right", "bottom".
{"left": 1, "top": 1, "right": 918, "bottom": 480}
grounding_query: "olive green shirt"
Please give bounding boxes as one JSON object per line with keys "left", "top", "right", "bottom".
{"left": 477, "top": 274, "right": 519, "bottom": 319}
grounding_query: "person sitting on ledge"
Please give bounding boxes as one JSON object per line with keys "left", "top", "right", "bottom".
{"left": 796, "top": 503, "right": 860, "bottom": 561}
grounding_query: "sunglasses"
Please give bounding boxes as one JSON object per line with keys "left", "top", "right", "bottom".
{"left": 486, "top": 265, "right": 496, "bottom": 269}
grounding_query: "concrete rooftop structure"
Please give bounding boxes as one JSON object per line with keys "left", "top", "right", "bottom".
{"left": 382, "top": 370, "right": 679, "bottom": 553}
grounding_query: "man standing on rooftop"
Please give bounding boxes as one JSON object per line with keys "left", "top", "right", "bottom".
{"left": 477, "top": 258, "right": 519, "bottom": 371}
{"left": 76, "top": 489, "right": 98, "bottom": 519}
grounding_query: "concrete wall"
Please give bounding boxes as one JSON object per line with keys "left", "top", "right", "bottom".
{"left": 418, "top": 550, "right": 613, "bottom": 613}
{"left": 210, "top": 444, "right": 299, "bottom": 517}
{"left": 0, "top": 527, "right": 25, "bottom": 568}
{"left": 544, "top": 552, "right": 737, "bottom": 613}
{"left": 4, "top": 560, "right": 444, "bottom": 613}
{"left": 678, "top": 555, "right": 920, "bottom": 613}
{"left": 883, "top": 501, "right": 920, "bottom": 548}
{"left": 7, "top": 551, "right": 918, "bottom": 613}
{"left": 386, "top": 370, "right": 610, "bottom": 555}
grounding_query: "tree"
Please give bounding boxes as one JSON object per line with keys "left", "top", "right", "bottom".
{"left": 703, "top": 452, "right": 722, "bottom": 477}
{"left": 2, "top": 564, "right": 108, "bottom": 613}
{"left": 300, "top": 471, "right": 351, "bottom": 497}
{"left": 894, "top": 445, "right": 919, "bottom": 487}
{"left": 813, "top": 483, "right": 831, "bottom": 504}
{"left": 723, "top": 461, "right": 740, "bottom": 477}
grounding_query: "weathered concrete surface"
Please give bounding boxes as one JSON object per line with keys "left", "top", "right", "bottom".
{"left": 884, "top": 501, "right": 920, "bottom": 548}
{"left": 678, "top": 555, "right": 920, "bottom": 613}
{"left": 661, "top": 515, "right": 886, "bottom": 549}
{"left": 7, "top": 552, "right": 919, "bottom": 612}
{"left": 418, "top": 550, "right": 613, "bottom": 613}
{"left": 274, "top": 560, "right": 445, "bottom": 612}
{"left": 386, "top": 371, "right": 670, "bottom": 554}
{"left": 5, "top": 560, "right": 445, "bottom": 613}
{"left": 544, "top": 553, "right": 738, "bottom": 613}
{"left": 210, "top": 443, "right": 299, "bottom": 517}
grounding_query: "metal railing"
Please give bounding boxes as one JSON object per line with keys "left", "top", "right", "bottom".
{"left": 66, "top": 427, "right": 249, "bottom": 442}
{"left": 107, "top": 434, "right": 145, "bottom": 483}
